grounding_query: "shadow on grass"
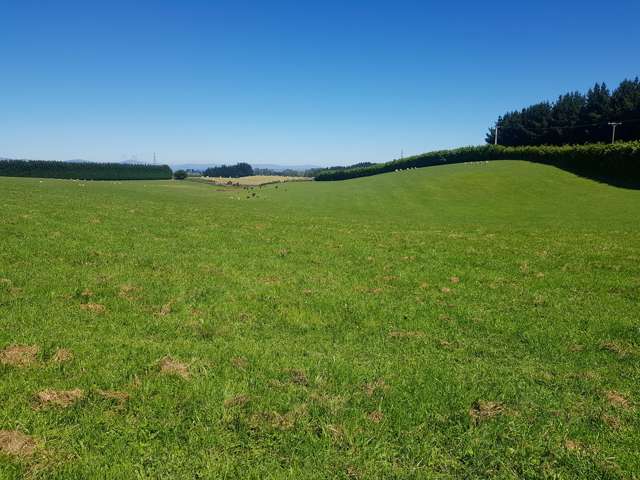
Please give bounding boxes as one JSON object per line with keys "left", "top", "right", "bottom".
{"left": 551, "top": 165, "right": 640, "bottom": 190}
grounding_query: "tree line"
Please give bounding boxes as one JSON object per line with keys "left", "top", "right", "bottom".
{"left": 0, "top": 159, "right": 172, "bottom": 180}
{"left": 487, "top": 78, "right": 640, "bottom": 146}
{"left": 203, "top": 163, "right": 254, "bottom": 178}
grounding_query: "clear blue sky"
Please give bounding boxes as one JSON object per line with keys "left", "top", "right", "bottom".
{"left": 2, "top": 0, "right": 639, "bottom": 166}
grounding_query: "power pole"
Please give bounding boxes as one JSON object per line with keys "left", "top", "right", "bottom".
{"left": 401, "top": 149, "right": 404, "bottom": 160}
{"left": 494, "top": 125, "right": 499, "bottom": 145}
{"left": 608, "top": 122, "right": 622, "bottom": 144}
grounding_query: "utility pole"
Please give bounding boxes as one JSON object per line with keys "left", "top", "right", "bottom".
{"left": 153, "top": 152, "right": 157, "bottom": 164}
{"left": 401, "top": 149, "right": 404, "bottom": 160}
{"left": 494, "top": 125, "right": 499, "bottom": 145}
{"left": 608, "top": 122, "right": 622, "bottom": 144}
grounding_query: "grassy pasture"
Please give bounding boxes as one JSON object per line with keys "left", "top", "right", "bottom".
{"left": 0, "top": 161, "right": 639, "bottom": 479}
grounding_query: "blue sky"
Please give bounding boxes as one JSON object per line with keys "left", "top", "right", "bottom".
{"left": 1, "top": 0, "right": 639, "bottom": 166}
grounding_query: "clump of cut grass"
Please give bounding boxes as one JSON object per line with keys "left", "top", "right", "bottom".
{"left": 35, "top": 389, "right": 84, "bottom": 408}
{"left": 0, "top": 345, "right": 39, "bottom": 367}
{"left": 0, "top": 430, "right": 37, "bottom": 458}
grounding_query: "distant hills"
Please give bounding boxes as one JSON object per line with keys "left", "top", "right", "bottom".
{"left": 1, "top": 157, "right": 323, "bottom": 172}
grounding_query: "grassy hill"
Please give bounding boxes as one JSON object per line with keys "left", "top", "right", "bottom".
{"left": 1, "top": 161, "right": 639, "bottom": 478}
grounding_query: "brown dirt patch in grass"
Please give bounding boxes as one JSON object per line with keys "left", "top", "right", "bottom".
{"left": 606, "top": 390, "right": 631, "bottom": 409}
{"left": 51, "top": 348, "right": 73, "bottom": 363}
{"left": 600, "top": 341, "right": 633, "bottom": 357}
{"left": 0, "top": 430, "right": 37, "bottom": 458}
{"left": 388, "top": 330, "right": 423, "bottom": 339}
{"left": 96, "top": 389, "right": 130, "bottom": 407}
{"left": 602, "top": 414, "right": 622, "bottom": 430}
{"left": 363, "top": 378, "right": 387, "bottom": 397}
{"left": 80, "top": 288, "right": 93, "bottom": 298}
{"left": 157, "top": 303, "right": 172, "bottom": 316}
{"left": 250, "top": 406, "right": 307, "bottom": 431}
{"left": 224, "top": 395, "right": 250, "bottom": 408}
{"left": 346, "top": 465, "right": 361, "bottom": 479}
{"left": 450, "top": 276, "right": 460, "bottom": 284}
{"left": 564, "top": 439, "right": 583, "bottom": 451}
{"left": 80, "top": 303, "right": 106, "bottom": 314}
{"left": 119, "top": 284, "right": 141, "bottom": 301}
{"left": 158, "top": 357, "right": 190, "bottom": 379}
{"left": 440, "top": 287, "right": 451, "bottom": 294}
{"left": 367, "top": 410, "right": 384, "bottom": 423}
{"left": 35, "top": 389, "right": 84, "bottom": 408}
{"left": 0, "top": 345, "right": 39, "bottom": 367}
{"left": 469, "top": 400, "right": 504, "bottom": 422}
{"left": 231, "top": 356, "right": 248, "bottom": 369}
{"left": 288, "top": 369, "right": 308, "bottom": 385}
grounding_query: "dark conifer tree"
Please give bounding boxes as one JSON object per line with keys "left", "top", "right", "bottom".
{"left": 487, "top": 78, "right": 640, "bottom": 145}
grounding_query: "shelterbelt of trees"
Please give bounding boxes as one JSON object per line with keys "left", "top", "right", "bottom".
{"left": 314, "top": 142, "right": 640, "bottom": 186}
{"left": 203, "top": 163, "right": 254, "bottom": 178}
{"left": 0, "top": 160, "right": 172, "bottom": 180}
{"left": 487, "top": 78, "right": 640, "bottom": 146}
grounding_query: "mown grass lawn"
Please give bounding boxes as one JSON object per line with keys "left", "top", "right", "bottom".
{"left": 1, "top": 161, "right": 639, "bottom": 479}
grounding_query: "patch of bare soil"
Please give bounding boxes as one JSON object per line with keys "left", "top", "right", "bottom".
{"left": 346, "top": 465, "right": 361, "bottom": 479}
{"left": 224, "top": 395, "right": 250, "bottom": 408}
{"left": 606, "top": 390, "right": 631, "bottom": 409}
{"left": 80, "top": 288, "right": 94, "bottom": 298}
{"left": 250, "top": 406, "right": 308, "bottom": 431}
{"left": 119, "top": 284, "right": 141, "bottom": 301}
{"left": 602, "top": 414, "right": 622, "bottom": 430}
{"left": 0, "top": 345, "right": 39, "bottom": 367}
{"left": 440, "top": 287, "right": 452, "bottom": 293}
{"left": 231, "top": 356, "right": 248, "bottom": 369}
{"left": 157, "top": 303, "right": 172, "bottom": 316}
{"left": 469, "top": 400, "right": 504, "bottom": 422}
{"left": 367, "top": 410, "right": 384, "bottom": 423}
{"left": 51, "top": 348, "right": 73, "bottom": 363}
{"left": 35, "top": 389, "right": 84, "bottom": 408}
{"left": 158, "top": 357, "right": 190, "bottom": 379}
{"left": 96, "top": 389, "right": 130, "bottom": 407}
{"left": 363, "top": 378, "right": 387, "bottom": 397}
{"left": 600, "top": 341, "right": 633, "bottom": 357}
{"left": 564, "top": 439, "right": 583, "bottom": 451}
{"left": 0, "top": 430, "right": 37, "bottom": 458}
{"left": 288, "top": 369, "right": 308, "bottom": 385}
{"left": 450, "top": 276, "right": 460, "bottom": 284}
{"left": 80, "top": 303, "right": 106, "bottom": 314}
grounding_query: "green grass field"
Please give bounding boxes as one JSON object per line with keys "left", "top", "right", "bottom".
{"left": 1, "top": 161, "right": 639, "bottom": 479}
